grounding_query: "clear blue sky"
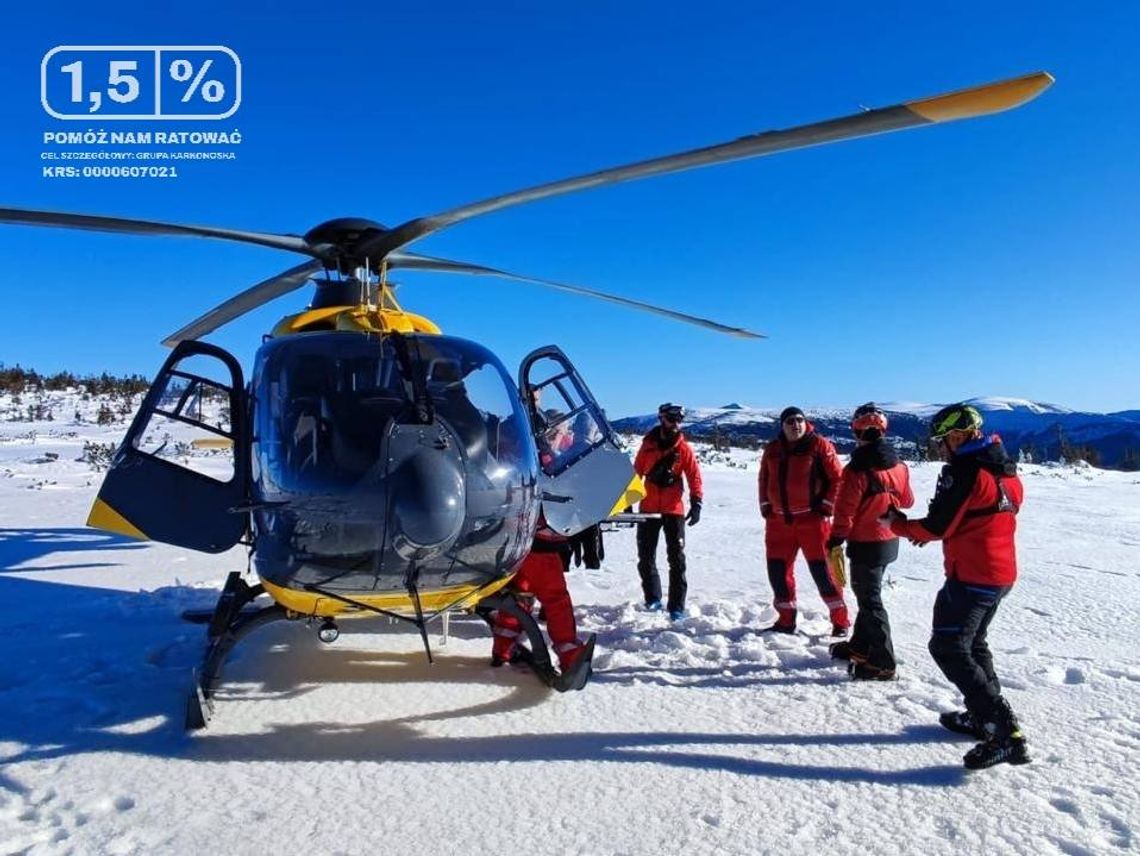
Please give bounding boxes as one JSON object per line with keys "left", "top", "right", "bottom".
{"left": 2, "top": 1, "right": 1136, "bottom": 416}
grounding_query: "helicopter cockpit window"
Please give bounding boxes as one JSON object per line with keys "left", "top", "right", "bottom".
{"left": 134, "top": 353, "right": 237, "bottom": 483}
{"left": 254, "top": 333, "right": 535, "bottom": 493}
{"left": 524, "top": 354, "right": 611, "bottom": 477}
{"left": 419, "top": 339, "right": 534, "bottom": 471}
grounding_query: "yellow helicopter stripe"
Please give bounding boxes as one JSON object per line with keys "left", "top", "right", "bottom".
{"left": 260, "top": 575, "right": 515, "bottom": 618}
{"left": 272, "top": 306, "right": 443, "bottom": 337}
{"left": 191, "top": 437, "right": 234, "bottom": 450}
{"left": 907, "top": 71, "right": 1054, "bottom": 123}
{"left": 609, "top": 474, "right": 647, "bottom": 517}
{"left": 87, "top": 497, "right": 149, "bottom": 541}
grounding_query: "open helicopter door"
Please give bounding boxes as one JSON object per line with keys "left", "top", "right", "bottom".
{"left": 519, "top": 346, "right": 634, "bottom": 536}
{"left": 87, "top": 341, "right": 251, "bottom": 553}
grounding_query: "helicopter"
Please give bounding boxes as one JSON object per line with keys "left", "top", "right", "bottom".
{"left": 0, "top": 71, "right": 1051, "bottom": 728}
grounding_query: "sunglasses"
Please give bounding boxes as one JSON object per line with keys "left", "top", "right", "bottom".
{"left": 783, "top": 416, "right": 806, "bottom": 425}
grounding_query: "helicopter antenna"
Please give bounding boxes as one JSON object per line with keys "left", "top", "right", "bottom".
{"left": 405, "top": 565, "right": 434, "bottom": 665}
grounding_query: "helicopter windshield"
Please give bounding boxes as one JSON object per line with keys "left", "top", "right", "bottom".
{"left": 252, "top": 332, "right": 536, "bottom": 492}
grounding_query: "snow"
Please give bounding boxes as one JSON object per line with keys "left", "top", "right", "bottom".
{"left": 964, "top": 397, "right": 1073, "bottom": 416}
{"left": 2, "top": 409, "right": 1139, "bottom": 855}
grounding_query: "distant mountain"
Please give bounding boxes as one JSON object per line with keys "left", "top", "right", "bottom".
{"left": 611, "top": 397, "right": 1140, "bottom": 468}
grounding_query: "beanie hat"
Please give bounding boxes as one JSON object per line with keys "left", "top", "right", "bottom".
{"left": 779, "top": 406, "right": 805, "bottom": 424}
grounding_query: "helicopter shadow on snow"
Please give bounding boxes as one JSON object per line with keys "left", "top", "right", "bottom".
{"left": 185, "top": 621, "right": 968, "bottom": 788}
{"left": 0, "top": 569, "right": 964, "bottom": 790}
{"left": 0, "top": 566, "right": 555, "bottom": 787}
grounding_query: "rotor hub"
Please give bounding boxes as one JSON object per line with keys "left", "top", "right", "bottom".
{"left": 304, "top": 217, "right": 390, "bottom": 273}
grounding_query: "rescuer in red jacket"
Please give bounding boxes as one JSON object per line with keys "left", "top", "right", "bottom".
{"left": 885, "top": 403, "right": 1030, "bottom": 770}
{"left": 826, "top": 403, "right": 914, "bottom": 679}
{"left": 757, "top": 406, "right": 848, "bottom": 635}
{"left": 633, "top": 403, "right": 703, "bottom": 621}
{"left": 491, "top": 411, "right": 588, "bottom": 674}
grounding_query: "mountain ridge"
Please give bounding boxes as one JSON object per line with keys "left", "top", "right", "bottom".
{"left": 611, "top": 397, "right": 1140, "bottom": 468}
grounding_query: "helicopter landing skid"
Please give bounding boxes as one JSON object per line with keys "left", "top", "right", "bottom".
{"left": 185, "top": 572, "right": 291, "bottom": 730}
{"left": 475, "top": 592, "right": 596, "bottom": 693}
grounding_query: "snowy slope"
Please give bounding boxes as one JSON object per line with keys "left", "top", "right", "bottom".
{"left": 1, "top": 414, "right": 1139, "bottom": 855}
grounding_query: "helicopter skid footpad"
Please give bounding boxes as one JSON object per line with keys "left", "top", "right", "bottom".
{"left": 185, "top": 602, "right": 290, "bottom": 730}
{"left": 554, "top": 633, "right": 596, "bottom": 693}
{"left": 186, "top": 668, "right": 215, "bottom": 731}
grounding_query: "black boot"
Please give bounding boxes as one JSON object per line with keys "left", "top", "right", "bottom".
{"left": 963, "top": 729, "right": 1031, "bottom": 769}
{"left": 939, "top": 710, "right": 985, "bottom": 739}
{"left": 829, "top": 641, "right": 869, "bottom": 662}
{"left": 849, "top": 662, "right": 896, "bottom": 681}
{"left": 963, "top": 699, "right": 1030, "bottom": 770}
{"left": 829, "top": 641, "right": 853, "bottom": 660}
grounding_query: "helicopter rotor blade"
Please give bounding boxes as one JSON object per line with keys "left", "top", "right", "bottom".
{"left": 367, "top": 72, "right": 1053, "bottom": 257}
{"left": 387, "top": 251, "right": 764, "bottom": 339}
{"left": 162, "top": 260, "right": 325, "bottom": 347}
{"left": 0, "top": 207, "right": 319, "bottom": 258}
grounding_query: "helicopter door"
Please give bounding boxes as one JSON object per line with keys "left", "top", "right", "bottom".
{"left": 519, "top": 346, "right": 634, "bottom": 536}
{"left": 87, "top": 341, "right": 251, "bottom": 553}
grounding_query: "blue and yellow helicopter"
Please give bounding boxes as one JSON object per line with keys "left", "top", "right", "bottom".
{"left": 0, "top": 71, "right": 1051, "bottom": 727}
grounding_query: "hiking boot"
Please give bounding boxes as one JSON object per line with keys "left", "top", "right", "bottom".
{"left": 645, "top": 600, "right": 663, "bottom": 612}
{"left": 762, "top": 621, "right": 796, "bottom": 634}
{"left": 964, "top": 730, "right": 1031, "bottom": 770}
{"left": 849, "top": 662, "right": 896, "bottom": 681}
{"left": 939, "top": 710, "right": 985, "bottom": 739}
{"left": 829, "top": 641, "right": 868, "bottom": 662}
{"left": 669, "top": 609, "right": 685, "bottom": 621}
{"left": 831, "top": 623, "right": 849, "bottom": 638}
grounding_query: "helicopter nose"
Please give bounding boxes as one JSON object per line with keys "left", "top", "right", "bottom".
{"left": 389, "top": 448, "right": 466, "bottom": 561}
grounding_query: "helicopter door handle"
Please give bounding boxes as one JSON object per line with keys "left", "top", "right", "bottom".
{"left": 227, "top": 500, "right": 291, "bottom": 513}
{"left": 541, "top": 491, "right": 573, "bottom": 503}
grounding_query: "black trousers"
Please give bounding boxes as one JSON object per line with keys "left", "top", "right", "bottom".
{"left": 636, "top": 514, "right": 687, "bottom": 611}
{"left": 928, "top": 576, "right": 1011, "bottom": 725}
{"left": 848, "top": 540, "right": 899, "bottom": 669}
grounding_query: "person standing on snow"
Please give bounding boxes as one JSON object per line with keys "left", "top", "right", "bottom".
{"left": 884, "top": 403, "right": 1030, "bottom": 770}
{"left": 758, "top": 406, "right": 849, "bottom": 635}
{"left": 826, "top": 403, "right": 914, "bottom": 679}
{"left": 634, "top": 403, "right": 703, "bottom": 621}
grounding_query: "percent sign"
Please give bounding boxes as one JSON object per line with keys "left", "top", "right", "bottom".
{"left": 169, "top": 59, "right": 225, "bottom": 103}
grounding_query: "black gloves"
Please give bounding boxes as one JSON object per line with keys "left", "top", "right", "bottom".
{"left": 879, "top": 507, "right": 907, "bottom": 526}
{"left": 825, "top": 535, "right": 845, "bottom": 551}
{"left": 760, "top": 503, "right": 772, "bottom": 520}
{"left": 686, "top": 498, "right": 702, "bottom": 526}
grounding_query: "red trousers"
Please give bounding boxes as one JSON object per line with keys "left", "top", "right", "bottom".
{"left": 764, "top": 514, "right": 849, "bottom": 628}
{"left": 492, "top": 551, "right": 584, "bottom": 669}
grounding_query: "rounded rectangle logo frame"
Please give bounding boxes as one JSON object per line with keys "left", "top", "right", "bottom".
{"left": 41, "top": 45, "right": 242, "bottom": 120}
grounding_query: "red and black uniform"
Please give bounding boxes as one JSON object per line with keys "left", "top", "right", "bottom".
{"left": 758, "top": 426, "right": 847, "bottom": 629}
{"left": 634, "top": 426, "right": 703, "bottom": 611}
{"left": 831, "top": 440, "right": 913, "bottom": 669}
{"left": 891, "top": 435, "right": 1023, "bottom": 730}
{"left": 491, "top": 513, "right": 586, "bottom": 671}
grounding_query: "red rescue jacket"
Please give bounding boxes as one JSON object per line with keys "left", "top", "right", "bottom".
{"left": 758, "top": 427, "right": 842, "bottom": 523}
{"left": 891, "top": 436, "right": 1022, "bottom": 586}
{"left": 634, "top": 427, "right": 703, "bottom": 515}
{"left": 832, "top": 440, "right": 914, "bottom": 543}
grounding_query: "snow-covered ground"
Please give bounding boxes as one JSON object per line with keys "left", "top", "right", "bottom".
{"left": 1, "top": 416, "right": 1138, "bottom": 855}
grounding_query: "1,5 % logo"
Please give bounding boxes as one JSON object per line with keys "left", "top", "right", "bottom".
{"left": 42, "top": 47, "right": 241, "bottom": 120}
